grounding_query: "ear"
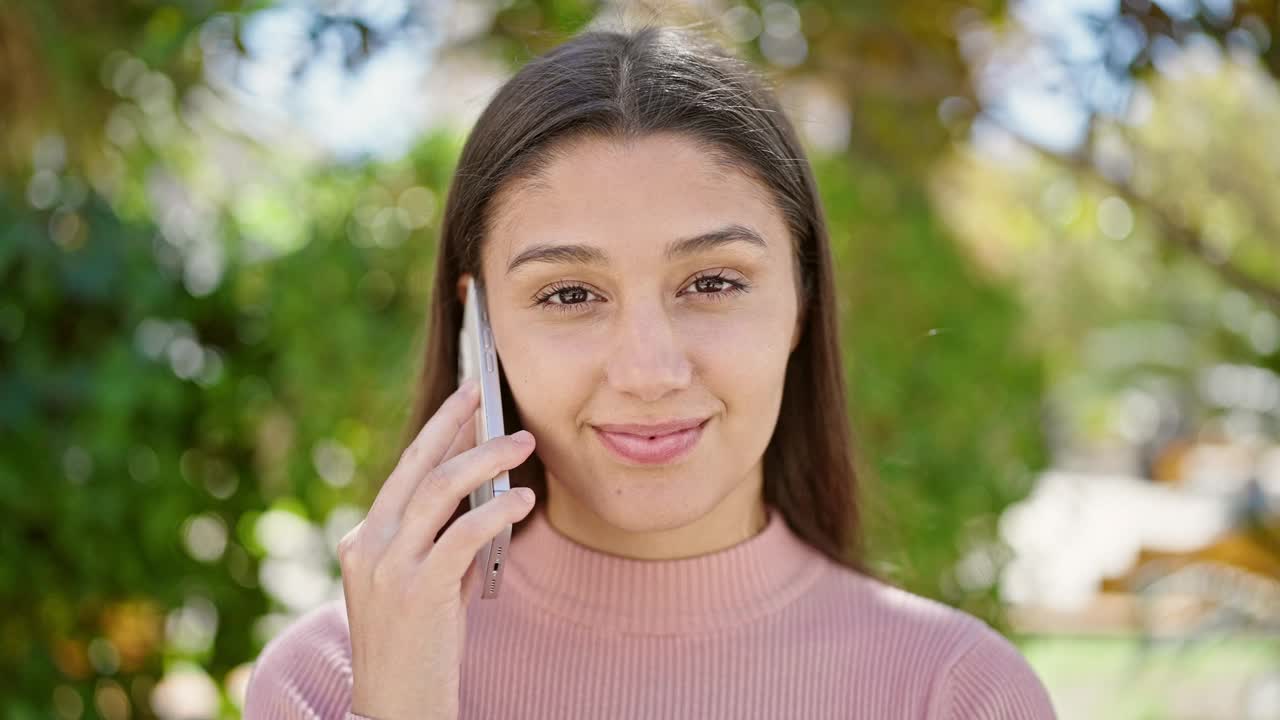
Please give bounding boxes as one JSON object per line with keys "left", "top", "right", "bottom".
{"left": 456, "top": 272, "right": 472, "bottom": 305}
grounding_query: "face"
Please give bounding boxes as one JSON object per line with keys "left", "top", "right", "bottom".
{"left": 463, "top": 132, "right": 803, "bottom": 536}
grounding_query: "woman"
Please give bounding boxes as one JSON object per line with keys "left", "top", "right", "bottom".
{"left": 243, "top": 24, "right": 1057, "bottom": 720}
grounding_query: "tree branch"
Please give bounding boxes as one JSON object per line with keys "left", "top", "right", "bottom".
{"left": 991, "top": 120, "right": 1280, "bottom": 314}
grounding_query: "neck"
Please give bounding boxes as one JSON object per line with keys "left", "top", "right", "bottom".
{"left": 505, "top": 500, "right": 828, "bottom": 635}
{"left": 543, "top": 470, "right": 768, "bottom": 560}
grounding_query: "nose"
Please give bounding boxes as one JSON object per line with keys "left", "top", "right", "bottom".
{"left": 604, "top": 297, "right": 693, "bottom": 403}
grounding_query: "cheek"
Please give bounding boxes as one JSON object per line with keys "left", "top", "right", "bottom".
{"left": 683, "top": 312, "right": 793, "bottom": 435}
{"left": 684, "top": 309, "right": 792, "bottom": 369}
{"left": 497, "top": 333, "right": 594, "bottom": 428}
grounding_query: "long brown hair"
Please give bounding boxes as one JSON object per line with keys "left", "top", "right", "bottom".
{"left": 402, "top": 23, "right": 870, "bottom": 574}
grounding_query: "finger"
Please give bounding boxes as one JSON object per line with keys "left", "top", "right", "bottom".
{"left": 386, "top": 431, "right": 534, "bottom": 560}
{"left": 387, "top": 409, "right": 474, "bottom": 550}
{"left": 428, "top": 488, "right": 536, "bottom": 582}
{"left": 366, "top": 380, "right": 479, "bottom": 528}
{"left": 460, "top": 555, "right": 480, "bottom": 605}
{"left": 441, "top": 409, "right": 478, "bottom": 466}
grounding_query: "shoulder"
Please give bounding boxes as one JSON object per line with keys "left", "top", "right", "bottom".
{"left": 811, "top": 566, "right": 1057, "bottom": 719}
{"left": 808, "top": 565, "right": 986, "bottom": 655}
{"left": 928, "top": 622, "right": 1058, "bottom": 719}
{"left": 242, "top": 598, "right": 359, "bottom": 720}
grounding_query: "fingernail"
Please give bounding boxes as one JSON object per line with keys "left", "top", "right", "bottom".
{"left": 510, "top": 430, "right": 532, "bottom": 445}
{"left": 512, "top": 487, "right": 535, "bottom": 504}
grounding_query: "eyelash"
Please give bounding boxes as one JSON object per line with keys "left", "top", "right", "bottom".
{"left": 532, "top": 270, "right": 751, "bottom": 315}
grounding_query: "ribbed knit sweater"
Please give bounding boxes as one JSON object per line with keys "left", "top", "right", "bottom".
{"left": 242, "top": 505, "right": 1057, "bottom": 719}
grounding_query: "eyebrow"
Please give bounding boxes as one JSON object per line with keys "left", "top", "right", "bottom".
{"left": 505, "top": 223, "right": 769, "bottom": 276}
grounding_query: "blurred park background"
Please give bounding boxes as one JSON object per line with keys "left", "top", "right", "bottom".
{"left": 3, "top": 0, "right": 1280, "bottom": 717}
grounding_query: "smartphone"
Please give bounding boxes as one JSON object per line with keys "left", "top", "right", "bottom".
{"left": 457, "top": 275, "right": 512, "bottom": 599}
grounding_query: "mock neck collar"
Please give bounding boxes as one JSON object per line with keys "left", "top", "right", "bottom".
{"left": 503, "top": 504, "right": 828, "bottom": 635}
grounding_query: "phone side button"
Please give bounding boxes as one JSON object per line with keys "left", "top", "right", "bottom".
{"left": 485, "top": 350, "right": 495, "bottom": 373}
{"left": 482, "top": 328, "right": 493, "bottom": 349}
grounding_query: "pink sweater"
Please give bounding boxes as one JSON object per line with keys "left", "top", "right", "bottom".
{"left": 242, "top": 506, "right": 1056, "bottom": 719}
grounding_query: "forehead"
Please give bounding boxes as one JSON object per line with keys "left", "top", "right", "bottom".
{"left": 484, "top": 133, "right": 786, "bottom": 270}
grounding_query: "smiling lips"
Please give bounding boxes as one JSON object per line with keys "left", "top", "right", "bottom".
{"left": 591, "top": 417, "right": 710, "bottom": 465}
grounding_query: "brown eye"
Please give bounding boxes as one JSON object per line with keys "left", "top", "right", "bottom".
{"left": 681, "top": 270, "right": 750, "bottom": 300}
{"left": 555, "top": 287, "right": 589, "bottom": 304}
{"left": 532, "top": 282, "right": 602, "bottom": 314}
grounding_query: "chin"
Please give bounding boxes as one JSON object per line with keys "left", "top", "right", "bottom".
{"left": 575, "top": 472, "right": 728, "bottom": 534}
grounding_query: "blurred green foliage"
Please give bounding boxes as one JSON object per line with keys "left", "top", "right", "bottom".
{"left": 8, "top": 0, "right": 1279, "bottom": 717}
